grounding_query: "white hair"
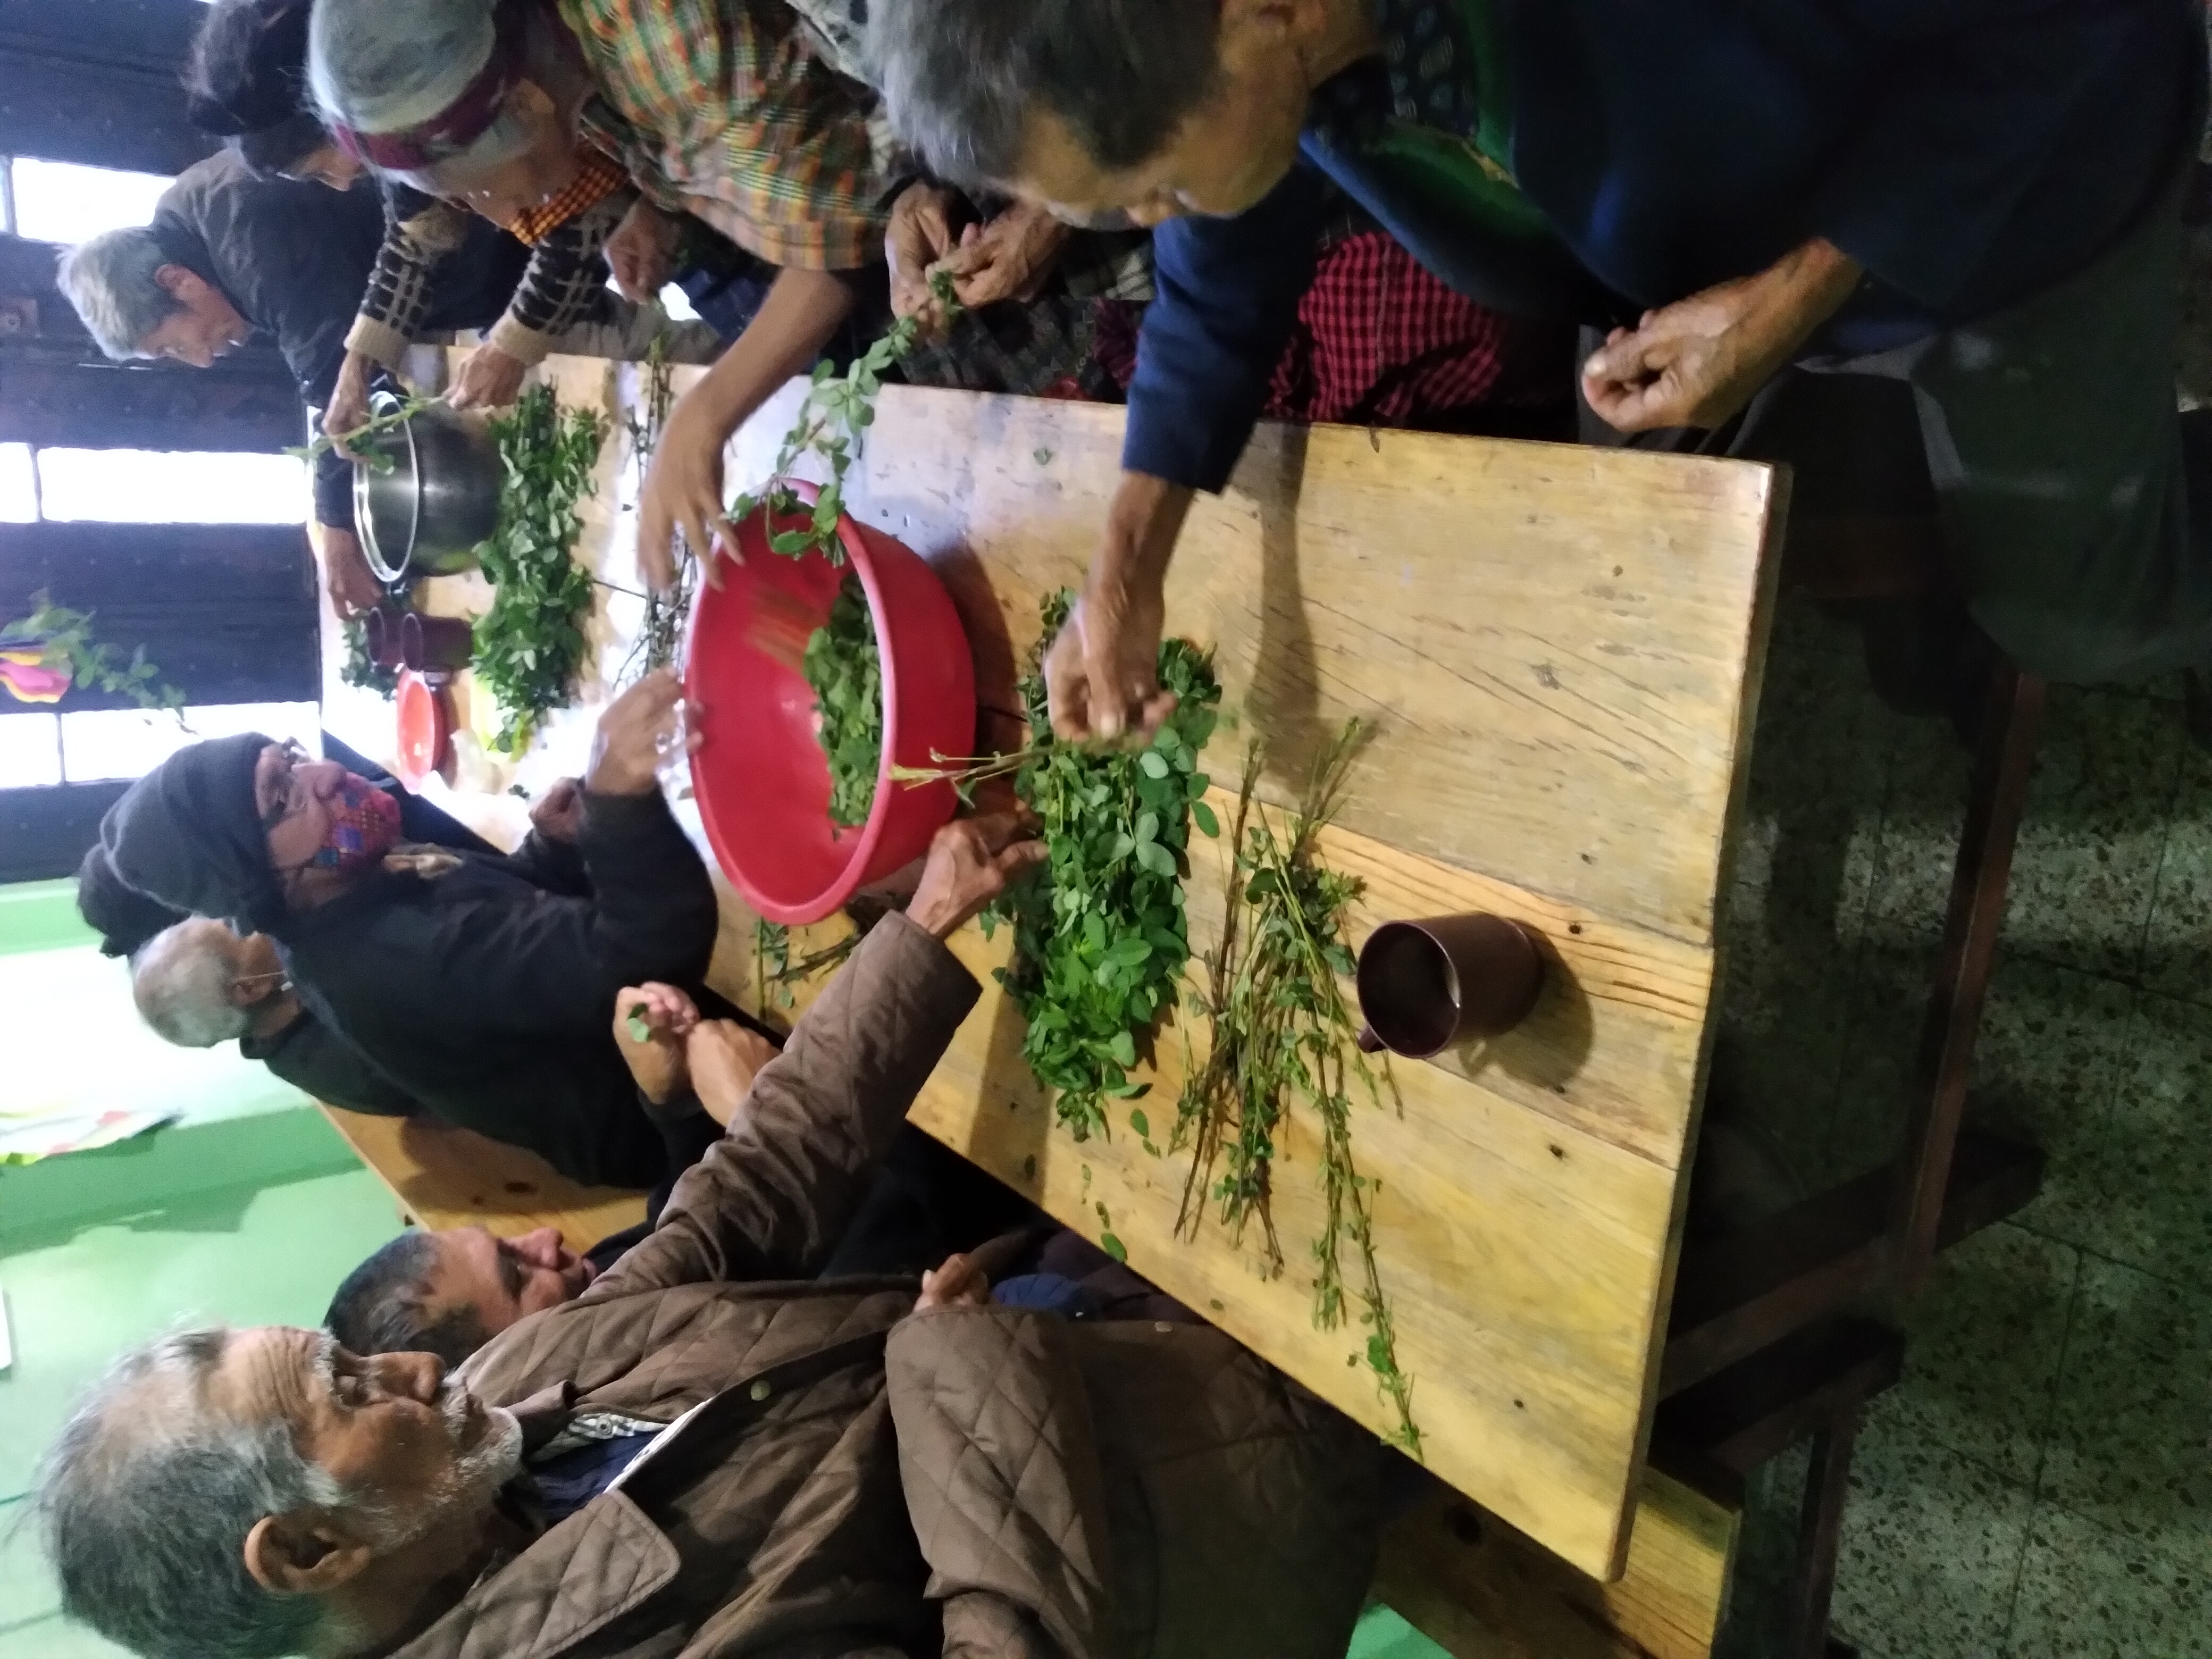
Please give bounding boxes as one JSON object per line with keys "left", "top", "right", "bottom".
{"left": 306, "top": 0, "right": 581, "bottom": 192}
{"left": 132, "top": 918, "right": 252, "bottom": 1048}
{"left": 56, "top": 228, "right": 183, "bottom": 360}
{"left": 38, "top": 1326, "right": 523, "bottom": 1659}
{"left": 37, "top": 1329, "right": 346, "bottom": 1659}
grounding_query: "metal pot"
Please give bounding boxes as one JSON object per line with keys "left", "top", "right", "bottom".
{"left": 351, "top": 392, "right": 501, "bottom": 583}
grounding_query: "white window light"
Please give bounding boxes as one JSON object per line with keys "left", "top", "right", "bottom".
{"left": 35, "top": 449, "right": 308, "bottom": 526}
{"left": 8, "top": 158, "right": 172, "bottom": 245}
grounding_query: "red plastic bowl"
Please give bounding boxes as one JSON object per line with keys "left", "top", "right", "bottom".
{"left": 685, "top": 487, "right": 975, "bottom": 924}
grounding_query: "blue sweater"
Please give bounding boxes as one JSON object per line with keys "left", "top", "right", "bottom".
{"left": 1125, "top": 0, "right": 2204, "bottom": 492}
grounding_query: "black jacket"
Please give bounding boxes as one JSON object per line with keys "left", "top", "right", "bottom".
{"left": 274, "top": 790, "right": 721, "bottom": 1188}
{"left": 242, "top": 1006, "right": 422, "bottom": 1118}
{"left": 150, "top": 151, "right": 529, "bottom": 529}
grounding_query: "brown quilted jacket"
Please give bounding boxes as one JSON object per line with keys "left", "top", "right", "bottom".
{"left": 400, "top": 913, "right": 1377, "bottom": 1659}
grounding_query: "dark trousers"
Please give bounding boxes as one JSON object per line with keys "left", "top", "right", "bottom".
{"left": 1578, "top": 149, "right": 2212, "bottom": 685}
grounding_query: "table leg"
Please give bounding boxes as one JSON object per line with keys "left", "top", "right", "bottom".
{"left": 1883, "top": 664, "right": 2046, "bottom": 1292}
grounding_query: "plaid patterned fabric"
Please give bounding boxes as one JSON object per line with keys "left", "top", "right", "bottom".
{"left": 510, "top": 146, "right": 630, "bottom": 245}
{"left": 348, "top": 192, "right": 618, "bottom": 368}
{"left": 1094, "top": 229, "right": 1559, "bottom": 424}
{"left": 560, "top": 0, "right": 893, "bottom": 271}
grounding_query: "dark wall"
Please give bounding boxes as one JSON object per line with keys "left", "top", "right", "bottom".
{"left": 0, "top": 0, "right": 220, "bottom": 176}
{"left": 0, "top": 521, "right": 319, "bottom": 711}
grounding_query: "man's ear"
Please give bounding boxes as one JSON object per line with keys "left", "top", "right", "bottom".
{"left": 152, "top": 263, "right": 200, "bottom": 303}
{"left": 241, "top": 1512, "right": 378, "bottom": 1596}
{"left": 226, "top": 973, "right": 264, "bottom": 1010}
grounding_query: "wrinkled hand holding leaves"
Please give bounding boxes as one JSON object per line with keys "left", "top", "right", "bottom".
{"left": 288, "top": 392, "right": 442, "bottom": 473}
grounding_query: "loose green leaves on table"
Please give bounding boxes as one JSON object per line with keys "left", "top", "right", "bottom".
{"left": 986, "top": 592, "right": 1224, "bottom": 1141}
{"left": 472, "top": 386, "right": 608, "bottom": 753}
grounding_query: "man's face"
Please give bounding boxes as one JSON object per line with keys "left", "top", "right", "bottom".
{"left": 424, "top": 1226, "right": 598, "bottom": 1341}
{"left": 1004, "top": 16, "right": 1312, "bottom": 228}
{"left": 253, "top": 740, "right": 355, "bottom": 877}
{"left": 429, "top": 81, "right": 584, "bottom": 228}
{"left": 206, "top": 1327, "right": 520, "bottom": 1530}
{"left": 138, "top": 267, "right": 250, "bottom": 367}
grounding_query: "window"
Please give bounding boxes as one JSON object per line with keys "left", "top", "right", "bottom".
{"left": 35, "top": 449, "right": 308, "bottom": 525}
{"left": 0, "top": 442, "right": 37, "bottom": 523}
{"left": 3, "top": 157, "right": 172, "bottom": 244}
{"left": 0, "top": 142, "right": 326, "bottom": 802}
{"left": 0, "top": 713, "right": 63, "bottom": 789}
{"left": 58, "top": 702, "right": 321, "bottom": 785}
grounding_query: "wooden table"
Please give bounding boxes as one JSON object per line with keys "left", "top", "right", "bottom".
{"left": 320, "top": 357, "right": 1783, "bottom": 1581}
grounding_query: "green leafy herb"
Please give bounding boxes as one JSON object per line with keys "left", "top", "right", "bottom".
{"left": 624, "top": 1003, "right": 652, "bottom": 1044}
{"left": 471, "top": 386, "right": 608, "bottom": 753}
{"left": 288, "top": 392, "right": 443, "bottom": 472}
{"left": 1, "top": 592, "right": 182, "bottom": 715}
{"left": 730, "top": 269, "right": 963, "bottom": 571}
{"left": 984, "top": 590, "right": 1222, "bottom": 1140}
{"left": 1172, "top": 721, "right": 1419, "bottom": 1455}
{"left": 1100, "top": 1231, "right": 1127, "bottom": 1264}
{"left": 802, "top": 576, "right": 884, "bottom": 831}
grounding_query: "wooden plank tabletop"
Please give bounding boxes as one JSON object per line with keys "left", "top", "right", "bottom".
{"left": 319, "top": 360, "right": 1782, "bottom": 1580}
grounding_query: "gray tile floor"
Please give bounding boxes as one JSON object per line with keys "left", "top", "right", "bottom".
{"left": 1714, "top": 596, "right": 2212, "bottom": 1659}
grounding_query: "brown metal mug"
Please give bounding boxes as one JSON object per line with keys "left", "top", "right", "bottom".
{"left": 362, "top": 607, "right": 405, "bottom": 668}
{"left": 1354, "top": 912, "right": 1546, "bottom": 1058}
{"left": 399, "top": 610, "right": 475, "bottom": 673}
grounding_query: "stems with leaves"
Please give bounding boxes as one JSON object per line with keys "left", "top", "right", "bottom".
{"left": 2, "top": 593, "right": 183, "bottom": 716}
{"left": 1172, "top": 721, "right": 1420, "bottom": 1455}
{"left": 472, "top": 386, "right": 608, "bottom": 753}
{"left": 730, "top": 269, "right": 961, "bottom": 570}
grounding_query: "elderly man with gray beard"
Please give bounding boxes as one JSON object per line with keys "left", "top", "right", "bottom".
{"left": 37, "top": 814, "right": 1385, "bottom": 1659}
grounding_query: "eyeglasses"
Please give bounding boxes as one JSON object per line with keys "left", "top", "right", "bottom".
{"left": 258, "top": 740, "right": 311, "bottom": 833}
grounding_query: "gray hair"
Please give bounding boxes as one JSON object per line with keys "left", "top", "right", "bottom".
{"left": 865, "top": 0, "right": 1222, "bottom": 185}
{"left": 56, "top": 228, "right": 185, "bottom": 360}
{"left": 36, "top": 1328, "right": 344, "bottom": 1659}
{"left": 307, "top": 0, "right": 584, "bottom": 192}
{"left": 325, "top": 1233, "right": 490, "bottom": 1369}
{"left": 132, "top": 919, "right": 253, "bottom": 1049}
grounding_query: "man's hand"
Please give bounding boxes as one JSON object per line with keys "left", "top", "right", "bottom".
{"left": 1581, "top": 238, "right": 1863, "bottom": 434}
{"left": 586, "top": 669, "right": 697, "bottom": 797}
{"left": 446, "top": 343, "right": 530, "bottom": 412}
{"left": 320, "top": 526, "right": 384, "bottom": 620}
{"left": 686, "top": 1020, "right": 780, "bottom": 1127}
{"left": 886, "top": 182, "right": 960, "bottom": 328}
{"left": 938, "top": 202, "right": 1071, "bottom": 312}
{"left": 1043, "top": 472, "right": 1194, "bottom": 741}
{"left": 906, "top": 812, "right": 1048, "bottom": 939}
{"left": 325, "top": 350, "right": 375, "bottom": 458}
{"left": 614, "top": 981, "right": 699, "bottom": 1105}
{"left": 529, "top": 776, "right": 586, "bottom": 843}
{"left": 914, "top": 1251, "right": 991, "bottom": 1313}
{"left": 606, "top": 198, "right": 682, "bottom": 304}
